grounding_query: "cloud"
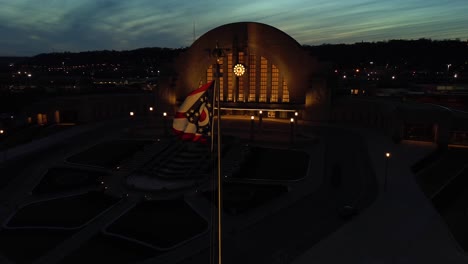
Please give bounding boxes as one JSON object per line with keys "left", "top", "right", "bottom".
{"left": 0, "top": 0, "right": 467, "bottom": 55}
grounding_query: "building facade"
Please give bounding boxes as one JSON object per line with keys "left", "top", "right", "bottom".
{"left": 158, "top": 22, "right": 333, "bottom": 120}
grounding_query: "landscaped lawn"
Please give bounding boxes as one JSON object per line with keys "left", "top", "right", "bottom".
{"left": 230, "top": 147, "right": 309, "bottom": 181}
{"left": 66, "top": 140, "right": 153, "bottom": 169}
{"left": 60, "top": 233, "right": 159, "bottom": 264}
{"left": 106, "top": 200, "right": 207, "bottom": 249}
{"left": 203, "top": 182, "right": 289, "bottom": 215}
{"left": 0, "top": 229, "right": 74, "bottom": 264}
{"left": 32, "top": 167, "right": 106, "bottom": 195}
{"left": 7, "top": 192, "right": 119, "bottom": 228}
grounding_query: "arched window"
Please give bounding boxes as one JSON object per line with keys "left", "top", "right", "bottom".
{"left": 206, "top": 52, "right": 289, "bottom": 103}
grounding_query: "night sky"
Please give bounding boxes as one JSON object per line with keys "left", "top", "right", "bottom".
{"left": 1, "top": 0, "right": 467, "bottom": 56}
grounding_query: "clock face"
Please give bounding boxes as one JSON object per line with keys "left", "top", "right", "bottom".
{"left": 233, "top": 64, "right": 245, "bottom": 77}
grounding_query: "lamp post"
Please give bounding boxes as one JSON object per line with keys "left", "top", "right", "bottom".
{"left": 250, "top": 115, "right": 255, "bottom": 142}
{"left": 258, "top": 110, "right": 263, "bottom": 133}
{"left": 0, "top": 129, "right": 6, "bottom": 165}
{"left": 163, "top": 112, "right": 168, "bottom": 136}
{"left": 384, "top": 152, "right": 391, "bottom": 191}
{"left": 290, "top": 118, "right": 295, "bottom": 145}
{"left": 294, "top": 111, "right": 298, "bottom": 133}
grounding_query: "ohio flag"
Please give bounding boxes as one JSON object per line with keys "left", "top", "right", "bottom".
{"left": 172, "top": 81, "right": 214, "bottom": 142}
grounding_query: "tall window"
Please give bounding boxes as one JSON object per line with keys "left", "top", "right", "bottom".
{"left": 206, "top": 61, "right": 223, "bottom": 100}
{"left": 248, "top": 54, "right": 256, "bottom": 102}
{"left": 218, "top": 58, "right": 224, "bottom": 100}
{"left": 205, "top": 52, "right": 289, "bottom": 104}
{"left": 259, "top": 57, "right": 267, "bottom": 102}
{"left": 238, "top": 52, "right": 245, "bottom": 102}
{"left": 271, "top": 65, "right": 279, "bottom": 102}
{"left": 282, "top": 79, "right": 289, "bottom": 102}
{"left": 207, "top": 65, "right": 213, "bottom": 82}
{"left": 227, "top": 54, "right": 233, "bottom": 101}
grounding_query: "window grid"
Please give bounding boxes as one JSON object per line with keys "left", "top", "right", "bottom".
{"left": 238, "top": 52, "right": 244, "bottom": 102}
{"left": 248, "top": 54, "right": 256, "bottom": 102}
{"left": 227, "top": 54, "right": 233, "bottom": 101}
{"left": 282, "top": 79, "right": 289, "bottom": 102}
{"left": 218, "top": 58, "right": 223, "bottom": 100}
{"left": 271, "top": 65, "right": 279, "bottom": 102}
{"left": 207, "top": 65, "right": 213, "bottom": 82}
{"left": 207, "top": 63, "right": 224, "bottom": 100}
{"left": 259, "top": 57, "right": 267, "bottom": 102}
{"left": 206, "top": 54, "right": 288, "bottom": 104}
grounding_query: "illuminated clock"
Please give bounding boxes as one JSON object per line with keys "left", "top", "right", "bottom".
{"left": 233, "top": 63, "right": 245, "bottom": 77}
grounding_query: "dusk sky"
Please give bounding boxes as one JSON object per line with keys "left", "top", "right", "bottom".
{"left": 1, "top": 0, "right": 467, "bottom": 56}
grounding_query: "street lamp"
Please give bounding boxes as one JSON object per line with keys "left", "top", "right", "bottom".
{"left": 149, "top": 107, "right": 154, "bottom": 112}
{"left": 250, "top": 115, "right": 255, "bottom": 142}
{"left": 384, "top": 152, "right": 391, "bottom": 191}
{"left": 290, "top": 118, "right": 295, "bottom": 144}
{"left": 258, "top": 110, "right": 263, "bottom": 133}
{"left": 129, "top": 111, "right": 134, "bottom": 117}
{"left": 163, "top": 112, "right": 168, "bottom": 136}
{"left": 294, "top": 111, "right": 298, "bottom": 130}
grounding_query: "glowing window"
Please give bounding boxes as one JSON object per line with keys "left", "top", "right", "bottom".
{"left": 271, "top": 65, "right": 279, "bottom": 102}
{"left": 282, "top": 79, "right": 289, "bottom": 102}
{"left": 260, "top": 57, "right": 267, "bottom": 102}
{"left": 248, "top": 54, "right": 256, "bottom": 102}
{"left": 237, "top": 52, "right": 244, "bottom": 102}
{"left": 227, "top": 54, "right": 233, "bottom": 101}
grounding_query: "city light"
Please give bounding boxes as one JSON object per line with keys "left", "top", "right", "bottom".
{"left": 149, "top": 107, "right": 154, "bottom": 111}
{"left": 250, "top": 115, "right": 254, "bottom": 120}
{"left": 295, "top": 112, "right": 298, "bottom": 117}
{"left": 163, "top": 112, "right": 167, "bottom": 117}
{"left": 386, "top": 152, "right": 391, "bottom": 158}
{"left": 259, "top": 110, "right": 262, "bottom": 114}
{"left": 129, "top": 112, "right": 134, "bottom": 116}
{"left": 0, "top": 129, "right": 4, "bottom": 134}
{"left": 290, "top": 118, "right": 294, "bottom": 123}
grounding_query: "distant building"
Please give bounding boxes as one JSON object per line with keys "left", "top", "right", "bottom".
{"left": 158, "top": 22, "right": 468, "bottom": 148}
{"left": 158, "top": 22, "right": 333, "bottom": 121}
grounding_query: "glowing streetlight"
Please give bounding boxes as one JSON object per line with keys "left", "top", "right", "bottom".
{"left": 0, "top": 129, "right": 4, "bottom": 134}
{"left": 250, "top": 115, "right": 255, "bottom": 142}
{"left": 129, "top": 111, "right": 134, "bottom": 116}
{"left": 149, "top": 107, "right": 154, "bottom": 111}
{"left": 384, "top": 152, "right": 391, "bottom": 191}
{"left": 290, "top": 118, "right": 295, "bottom": 144}
{"left": 163, "top": 112, "right": 168, "bottom": 136}
{"left": 258, "top": 110, "right": 263, "bottom": 132}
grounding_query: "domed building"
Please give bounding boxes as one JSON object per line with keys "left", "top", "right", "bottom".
{"left": 158, "top": 22, "right": 333, "bottom": 121}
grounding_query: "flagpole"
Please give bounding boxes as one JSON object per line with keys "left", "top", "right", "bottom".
{"left": 215, "top": 49, "right": 223, "bottom": 264}
{"left": 210, "top": 74, "right": 217, "bottom": 264}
